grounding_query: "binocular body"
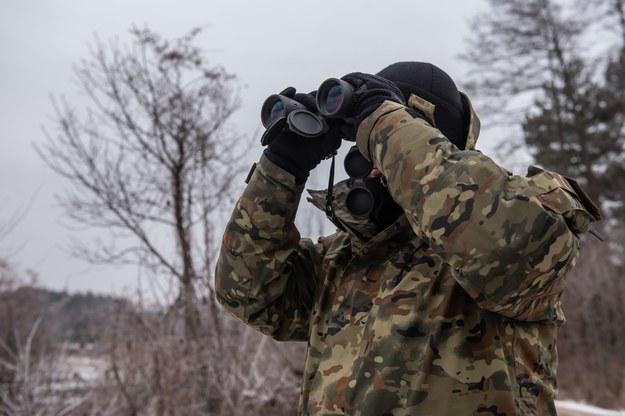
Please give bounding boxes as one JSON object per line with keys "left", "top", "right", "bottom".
{"left": 261, "top": 78, "right": 381, "bottom": 220}
{"left": 260, "top": 78, "right": 355, "bottom": 131}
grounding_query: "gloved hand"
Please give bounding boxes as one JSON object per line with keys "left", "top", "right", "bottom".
{"left": 264, "top": 87, "right": 343, "bottom": 184}
{"left": 340, "top": 72, "right": 405, "bottom": 134}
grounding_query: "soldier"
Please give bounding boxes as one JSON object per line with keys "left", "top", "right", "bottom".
{"left": 215, "top": 62, "right": 601, "bottom": 415}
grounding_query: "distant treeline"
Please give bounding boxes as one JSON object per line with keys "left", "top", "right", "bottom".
{"left": 0, "top": 286, "right": 129, "bottom": 348}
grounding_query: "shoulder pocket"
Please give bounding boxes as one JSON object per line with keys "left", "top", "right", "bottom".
{"left": 526, "top": 166, "right": 602, "bottom": 234}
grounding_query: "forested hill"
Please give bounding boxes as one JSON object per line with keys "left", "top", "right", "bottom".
{"left": 0, "top": 286, "right": 130, "bottom": 347}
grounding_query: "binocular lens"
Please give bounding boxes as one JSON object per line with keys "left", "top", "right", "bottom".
{"left": 269, "top": 100, "right": 286, "bottom": 121}
{"left": 261, "top": 94, "right": 308, "bottom": 128}
{"left": 324, "top": 85, "right": 344, "bottom": 115}
{"left": 261, "top": 97, "right": 287, "bottom": 127}
{"left": 317, "top": 78, "right": 354, "bottom": 117}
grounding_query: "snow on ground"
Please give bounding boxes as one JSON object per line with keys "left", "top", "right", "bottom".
{"left": 556, "top": 400, "right": 625, "bottom": 416}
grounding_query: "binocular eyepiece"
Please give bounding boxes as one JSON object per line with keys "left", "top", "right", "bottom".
{"left": 344, "top": 145, "right": 373, "bottom": 179}
{"left": 343, "top": 145, "right": 375, "bottom": 218}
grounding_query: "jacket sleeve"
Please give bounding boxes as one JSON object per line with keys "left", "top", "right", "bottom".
{"left": 356, "top": 102, "right": 601, "bottom": 322}
{"left": 214, "top": 154, "right": 325, "bottom": 341}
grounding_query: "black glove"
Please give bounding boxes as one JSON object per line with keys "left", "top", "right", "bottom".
{"left": 340, "top": 72, "right": 405, "bottom": 134}
{"left": 264, "top": 87, "right": 343, "bottom": 184}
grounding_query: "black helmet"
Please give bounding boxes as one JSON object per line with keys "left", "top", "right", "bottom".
{"left": 377, "top": 62, "right": 472, "bottom": 149}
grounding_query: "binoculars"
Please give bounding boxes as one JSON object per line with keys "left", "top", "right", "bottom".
{"left": 260, "top": 78, "right": 355, "bottom": 136}
{"left": 261, "top": 78, "right": 373, "bottom": 177}
{"left": 261, "top": 78, "right": 381, "bottom": 219}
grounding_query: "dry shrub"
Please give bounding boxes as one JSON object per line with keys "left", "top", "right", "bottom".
{"left": 0, "top": 276, "right": 92, "bottom": 415}
{"left": 85, "top": 295, "right": 305, "bottom": 416}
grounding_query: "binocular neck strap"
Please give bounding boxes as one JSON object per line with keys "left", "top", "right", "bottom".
{"left": 325, "top": 155, "right": 336, "bottom": 221}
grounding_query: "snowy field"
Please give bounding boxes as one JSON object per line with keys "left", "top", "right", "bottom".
{"left": 556, "top": 401, "right": 625, "bottom": 416}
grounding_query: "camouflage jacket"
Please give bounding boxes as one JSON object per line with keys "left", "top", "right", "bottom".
{"left": 215, "top": 101, "right": 600, "bottom": 415}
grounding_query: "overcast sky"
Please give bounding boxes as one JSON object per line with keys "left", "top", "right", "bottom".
{"left": 1, "top": 0, "right": 493, "bottom": 297}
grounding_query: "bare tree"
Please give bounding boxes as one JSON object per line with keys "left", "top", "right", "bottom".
{"left": 461, "top": 0, "right": 588, "bottom": 125}
{"left": 33, "top": 26, "right": 310, "bottom": 415}
{"left": 575, "top": 0, "right": 625, "bottom": 45}
{"left": 458, "top": 0, "right": 593, "bottom": 171}
{"left": 37, "top": 26, "right": 248, "bottom": 339}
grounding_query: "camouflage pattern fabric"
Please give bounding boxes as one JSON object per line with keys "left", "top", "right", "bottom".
{"left": 215, "top": 99, "right": 600, "bottom": 415}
